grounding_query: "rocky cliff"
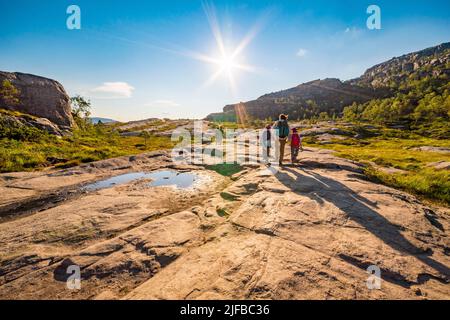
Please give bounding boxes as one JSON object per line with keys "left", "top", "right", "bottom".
{"left": 207, "top": 42, "right": 450, "bottom": 122}
{"left": 348, "top": 42, "right": 450, "bottom": 88}
{"left": 0, "top": 72, "right": 75, "bottom": 129}
{"left": 209, "top": 78, "right": 389, "bottom": 122}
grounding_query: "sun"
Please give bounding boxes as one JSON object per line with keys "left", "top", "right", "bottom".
{"left": 219, "top": 55, "right": 235, "bottom": 73}
{"left": 201, "top": 50, "right": 252, "bottom": 94}
{"left": 213, "top": 52, "right": 242, "bottom": 79}
{"left": 177, "top": 1, "right": 264, "bottom": 95}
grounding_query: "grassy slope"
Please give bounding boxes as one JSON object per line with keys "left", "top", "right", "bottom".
{"left": 2, "top": 112, "right": 449, "bottom": 206}
{"left": 303, "top": 128, "right": 450, "bottom": 205}
{"left": 0, "top": 127, "right": 175, "bottom": 172}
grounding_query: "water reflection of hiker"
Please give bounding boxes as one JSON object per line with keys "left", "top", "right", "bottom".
{"left": 273, "top": 114, "right": 290, "bottom": 166}
{"left": 262, "top": 124, "right": 272, "bottom": 164}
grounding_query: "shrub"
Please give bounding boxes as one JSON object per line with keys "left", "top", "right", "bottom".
{"left": 0, "top": 119, "right": 49, "bottom": 142}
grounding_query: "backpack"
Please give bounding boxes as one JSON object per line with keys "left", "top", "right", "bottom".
{"left": 275, "top": 120, "right": 290, "bottom": 138}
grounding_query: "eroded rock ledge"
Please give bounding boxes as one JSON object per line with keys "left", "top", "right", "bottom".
{"left": 0, "top": 149, "right": 448, "bottom": 300}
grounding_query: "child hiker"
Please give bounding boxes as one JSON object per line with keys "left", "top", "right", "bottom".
{"left": 290, "top": 128, "right": 303, "bottom": 164}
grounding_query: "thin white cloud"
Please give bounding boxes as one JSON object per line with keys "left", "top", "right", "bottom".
{"left": 344, "top": 27, "right": 363, "bottom": 38}
{"left": 154, "top": 100, "right": 181, "bottom": 107}
{"left": 90, "top": 82, "right": 135, "bottom": 99}
{"left": 145, "top": 100, "right": 181, "bottom": 107}
{"left": 296, "top": 48, "right": 308, "bottom": 58}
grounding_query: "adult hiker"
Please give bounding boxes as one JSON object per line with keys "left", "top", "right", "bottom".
{"left": 273, "top": 114, "right": 290, "bottom": 166}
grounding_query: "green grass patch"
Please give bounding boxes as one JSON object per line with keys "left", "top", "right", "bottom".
{"left": 0, "top": 123, "right": 175, "bottom": 173}
{"left": 216, "top": 208, "right": 229, "bottom": 217}
{"left": 305, "top": 127, "right": 450, "bottom": 204}
{"left": 0, "top": 108, "right": 37, "bottom": 120}
{"left": 206, "top": 163, "right": 244, "bottom": 177}
{"left": 220, "top": 192, "right": 240, "bottom": 201}
{"left": 365, "top": 167, "right": 450, "bottom": 204}
{"left": 210, "top": 122, "right": 245, "bottom": 130}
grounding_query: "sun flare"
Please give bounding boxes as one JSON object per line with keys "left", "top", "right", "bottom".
{"left": 176, "top": 1, "right": 265, "bottom": 95}
{"left": 219, "top": 55, "right": 236, "bottom": 73}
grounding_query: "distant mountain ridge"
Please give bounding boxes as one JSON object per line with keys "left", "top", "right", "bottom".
{"left": 207, "top": 42, "right": 450, "bottom": 122}
{"left": 89, "top": 117, "right": 117, "bottom": 124}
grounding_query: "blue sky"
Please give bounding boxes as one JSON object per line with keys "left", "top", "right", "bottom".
{"left": 1, "top": 0, "right": 449, "bottom": 121}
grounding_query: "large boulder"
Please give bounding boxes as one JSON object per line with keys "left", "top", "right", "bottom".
{"left": 0, "top": 71, "right": 75, "bottom": 129}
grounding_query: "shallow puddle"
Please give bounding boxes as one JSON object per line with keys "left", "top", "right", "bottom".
{"left": 146, "top": 170, "right": 201, "bottom": 188}
{"left": 82, "top": 170, "right": 202, "bottom": 192}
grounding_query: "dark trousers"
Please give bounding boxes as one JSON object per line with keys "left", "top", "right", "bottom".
{"left": 278, "top": 138, "right": 287, "bottom": 164}
{"left": 291, "top": 146, "right": 300, "bottom": 162}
